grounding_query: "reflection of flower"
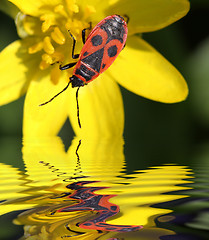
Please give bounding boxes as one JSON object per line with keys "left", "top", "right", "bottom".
{"left": 0, "top": 0, "right": 189, "bottom": 137}
{"left": 0, "top": 137, "right": 193, "bottom": 239}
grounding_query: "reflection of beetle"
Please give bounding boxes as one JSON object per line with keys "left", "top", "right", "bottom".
{"left": 40, "top": 15, "right": 128, "bottom": 128}
{"left": 59, "top": 181, "right": 142, "bottom": 233}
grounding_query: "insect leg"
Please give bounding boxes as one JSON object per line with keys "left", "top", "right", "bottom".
{"left": 76, "top": 87, "right": 81, "bottom": 128}
{"left": 59, "top": 62, "right": 77, "bottom": 70}
{"left": 68, "top": 30, "right": 80, "bottom": 59}
{"left": 123, "top": 14, "right": 129, "bottom": 24}
{"left": 58, "top": 30, "right": 80, "bottom": 70}
{"left": 82, "top": 22, "right": 92, "bottom": 44}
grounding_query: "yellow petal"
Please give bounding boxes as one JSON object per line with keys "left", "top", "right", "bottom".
{"left": 0, "top": 40, "right": 39, "bottom": 106}
{"left": 109, "top": 36, "right": 188, "bottom": 103}
{"left": 23, "top": 71, "right": 69, "bottom": 137}
{"left": 68, "top": 74, "right": 124, "bottom": 138}
{"left": 78, "top": 0, "right": 108, "bottom": 25}
{"left": 79, "top": 0, "right": 105, "bottom": 15}
{"left": 106, "top": 0, "right": 190, "bottom": 34}
{"left": 9, "top": 0, "right": 60, "bottom": 16}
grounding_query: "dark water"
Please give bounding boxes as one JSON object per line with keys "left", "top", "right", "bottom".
{"left": 0, "top": 137, "right": 208, "bottom": 240}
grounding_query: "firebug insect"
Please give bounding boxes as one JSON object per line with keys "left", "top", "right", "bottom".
{"left": 40, "top": 15, "right": 128, "bottom": 128}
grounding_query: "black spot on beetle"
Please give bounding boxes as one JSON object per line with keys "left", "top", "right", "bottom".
{"left": 107, "top": 45, "right": 118, "bottom": 57}
{"left": 110, "top": 205, "right": 117, "bottom": 211}
{"left": 104, "top": 227, "right": 117, "bottom": 230}
{"left": 91, "top": 35, "right": 103, "bottom": 46}
{"left": 102, "top": 63, "right": 106, "bottom": 69}
{"left": 82, "top": 222, "right": 92, "bottom": 226}
{"left": 83, "top": 51, "right": 89, "bottom": 56}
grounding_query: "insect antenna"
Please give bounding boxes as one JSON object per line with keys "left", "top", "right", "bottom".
{"left": 39, "top": 81, "right": 71, "bottom": 106}
{"left": 76, "top": 87, "right": 81, "bottom": 128}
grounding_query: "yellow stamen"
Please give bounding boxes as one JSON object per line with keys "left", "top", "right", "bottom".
{"left": 51, "top": 52, "right": 65, "bottom": 63}
{"left": 40, "top": 14, "right": 54, "bottom": 33}
{"left": 71, "top": 4, "right": 79, "bottom": 13}
{"left": 65, "top": 19, "right": 73, "bottom": 32}
{"left": 84, "top": 5, "right": 96, "bottom": 19}
{"left": 51, "top": 27, "right": 65, "bottom": 45}
{"left": 42, "top": 54, "right": 53, "bottom": 64}
{"left": 65, "top": 19, "right": 83, "bottom": 38}
{"left": 23, "top": 15, "right": 41, "bottom": 36}
{"left": 50, "top": 65, "right": 61, "bottom": 85}
{"left": 54, "top": 4, "right": 66, "bottom": 16}
{"left": 24, "top": 0, "right": 95, "bottom": 76}
{"left": 28, "top": 42, "right": 43, "bottom": 54}
{"left": 39, "top": 60, "right": 50, "bottom": 70}
{"left": 43, "top": 36, "right": 55, "bottom": 55}
{"left": 66, "top": 0, "right": 79, "bottom": 14}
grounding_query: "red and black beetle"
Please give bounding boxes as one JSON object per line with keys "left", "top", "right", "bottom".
{"left": 40, "top": 15, "right": 128, "bottom": 128}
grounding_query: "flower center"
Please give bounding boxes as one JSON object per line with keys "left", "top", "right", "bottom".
{"left": 17, "top": 0, "right": 96, "bottom": 82}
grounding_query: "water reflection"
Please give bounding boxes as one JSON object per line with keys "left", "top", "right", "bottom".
{"left": 0, "top": 137, "right": 194, "bottom": 239}
{"left": 154, "top": 163, "right": 209, "bottom": 240}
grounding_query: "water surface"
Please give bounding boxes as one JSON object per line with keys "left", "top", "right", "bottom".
{"left": 0, "top": 137, "right": 207, "bottom": 240}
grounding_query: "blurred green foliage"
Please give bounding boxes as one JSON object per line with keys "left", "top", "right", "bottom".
{"left": 0, "top": 10, "right": 23, "bottom": 169}
{"left": 0, "top": 0, "right": 209, "bottom": 172}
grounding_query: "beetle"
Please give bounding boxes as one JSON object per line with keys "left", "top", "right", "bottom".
{"left": 40, "top": 15, "right": 128, "bottom": 128}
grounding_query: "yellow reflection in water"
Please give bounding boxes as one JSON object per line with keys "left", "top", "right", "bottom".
{"left": 0, "top": 136, "right": 193, "bottom": 239}
{"left": 0, "top": 162, "right": 35, "bottom": 215}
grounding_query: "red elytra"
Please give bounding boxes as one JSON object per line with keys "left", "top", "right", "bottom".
{"left": 40, "top": 15, "right": 128, "bottom": 128}
{"left": 69, "top": 14, "right": 128, "bottom": 87}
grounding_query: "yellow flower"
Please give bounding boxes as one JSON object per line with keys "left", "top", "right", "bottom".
{"left": 0, "top": 0, "right": 190, "bottom": 137}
